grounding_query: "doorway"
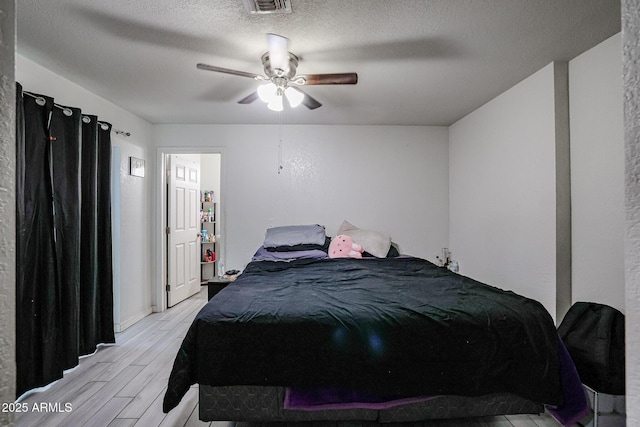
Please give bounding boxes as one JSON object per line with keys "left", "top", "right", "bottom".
{"left": 154, "top": 147, "right": 225, "bottom": 312}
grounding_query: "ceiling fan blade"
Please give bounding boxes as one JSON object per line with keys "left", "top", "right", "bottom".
{"left": 197, "top": 63, "right": 262, "bottom": 79}
{"left": 238, "top": 91, "right": 259, "bottom": 104}
{"left": 266, "top": 33, "right": 290, "bottom": 73}
{"left": 297, "top": 89, "right": 322, "bottom": 110}
{"left": 299, "top": 72, "right": 358, "bottom": 85}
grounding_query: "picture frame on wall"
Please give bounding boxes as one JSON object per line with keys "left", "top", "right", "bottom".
{"left": 129, "top": 156, "right": 145, "bottom": 177}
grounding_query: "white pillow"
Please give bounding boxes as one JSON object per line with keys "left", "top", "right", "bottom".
{"left": 337, "top": 220, "right": 391, "bottom": 258}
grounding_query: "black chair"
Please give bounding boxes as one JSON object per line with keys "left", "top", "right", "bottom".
{"left": 558, "top": 302, "right": 625, "bottom": 426}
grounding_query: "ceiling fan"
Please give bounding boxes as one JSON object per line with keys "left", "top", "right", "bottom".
{"left": 197, "top": 34, "right": 358, "bottom": 111}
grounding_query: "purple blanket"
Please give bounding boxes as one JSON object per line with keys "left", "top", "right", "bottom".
{"left": 284, "top": 387, "right": 435, "bottom": 411}
{"left": 285, "top": 337, "right": 589, "bottom": 426}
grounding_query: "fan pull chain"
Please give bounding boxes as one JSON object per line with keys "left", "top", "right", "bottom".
{"left": 277, "top": 111, "right": 284, "bottom": 174}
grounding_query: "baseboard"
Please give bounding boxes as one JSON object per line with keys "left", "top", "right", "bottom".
{"left": 119, "top": 307, "right": 153, "bottom": 331}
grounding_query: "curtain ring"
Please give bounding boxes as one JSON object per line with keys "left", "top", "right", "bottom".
{"left": 63, "top": 108, "right": 73, "bottom": 117}
{"left": 82, "top": 116, "right": 91, "bottom": 124}
{"left": 100, "top": 123, "right": 109, "bottom": 131}
{"left": 35, "top": 97, "right": 46, "bottom": 106}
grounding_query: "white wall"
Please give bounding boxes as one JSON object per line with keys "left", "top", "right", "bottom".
{"left": 449, "top": 64, "right": 558, "bottom": 320}
{"left": 15, "top": 55, "right": 155, "bottom": 330}
{"left": 152, "top": 125, "right": 449, "bottom": 271}
{"left": 569, "top": 33, "right": 625, "bottom": 312}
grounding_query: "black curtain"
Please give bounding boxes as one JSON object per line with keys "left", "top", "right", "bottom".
{"left": 15, "top": 85, "right": 115, "bottom": 397}
{"left": 96, "top": 122, "right": 115, "bottom": 346}
{"left": 50, "top": 104, "right": 82, "bottom": 370}
{"left": 15, "top": 84, "right": 63, "bottom": 396}
{"left": 79, "top": 116, "right": 115, "bottom": 355}
{"left": 79, "top": 117, "right": 99, "bottom": 356}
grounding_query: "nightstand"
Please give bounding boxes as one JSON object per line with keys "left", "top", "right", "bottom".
{"left": 206, "top": 278, "right": 233, "bottom": 300}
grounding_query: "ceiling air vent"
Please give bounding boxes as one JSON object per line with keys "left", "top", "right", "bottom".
{"left": 242, "top": 0, "right": 291, "bottom": 14}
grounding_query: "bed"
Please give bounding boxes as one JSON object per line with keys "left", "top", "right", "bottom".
{"left": 163, "top": 225, "right": 587, "bottom": 425}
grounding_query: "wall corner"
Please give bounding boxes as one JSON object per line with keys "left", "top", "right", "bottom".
{"left": 554, "top": 61, "right": 572, "bottom": 323}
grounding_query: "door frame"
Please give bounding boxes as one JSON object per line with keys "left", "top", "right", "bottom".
{"left": 153, "top": 146, "right": 226, "bottom": 312}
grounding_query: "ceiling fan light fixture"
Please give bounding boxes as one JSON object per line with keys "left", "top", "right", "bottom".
{"left": 267, "top": 95, "right": 283, "bottom": 112}
{"left": 257, "top": 82, "right": 277, "bottom": 103}
{"left": 284, "top": 86, "right": 304, "bottom": 108}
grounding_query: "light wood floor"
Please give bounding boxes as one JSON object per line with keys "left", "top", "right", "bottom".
{"left": 14, "top": 287, "right": 567, "bottom": 427}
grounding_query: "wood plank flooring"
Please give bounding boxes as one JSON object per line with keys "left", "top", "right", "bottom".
{"left": 14, "top": 287, "right": 566, "bottom": 427}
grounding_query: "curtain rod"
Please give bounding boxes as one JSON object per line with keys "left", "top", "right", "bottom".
{"left": 22, "top": 91, "right": 131, "bottom": 137}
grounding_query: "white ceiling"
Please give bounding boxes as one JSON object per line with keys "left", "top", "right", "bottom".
{"left": 16, "top": 0, "right": 621, "bottom": 126}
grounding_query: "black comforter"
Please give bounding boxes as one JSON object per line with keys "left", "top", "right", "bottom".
{"left": 163, "top": 257, "right": 562, "bottom": 412}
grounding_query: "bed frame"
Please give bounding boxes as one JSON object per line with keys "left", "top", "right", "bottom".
{"left": 199, "top": 385, "right": 543, "bottom": 422}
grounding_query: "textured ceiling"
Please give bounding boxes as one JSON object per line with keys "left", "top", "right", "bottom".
{"left": 16, "top": 0, "right": 621, "bottom": 126}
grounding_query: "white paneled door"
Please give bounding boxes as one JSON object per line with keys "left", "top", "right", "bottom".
{"left": 167, "top": 155, "right": 201, "bottom": 307}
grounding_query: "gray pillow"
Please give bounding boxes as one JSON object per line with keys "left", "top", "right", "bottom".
{"left": 264, "top": 224, "right": 327, "bottom": 248}
{"left": 337, "top": 220, "right": 391, "bottom": 258}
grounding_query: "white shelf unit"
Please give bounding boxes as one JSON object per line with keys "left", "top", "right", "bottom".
{"left": 200, "top": 200, "right": 218, "bottom": 283}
